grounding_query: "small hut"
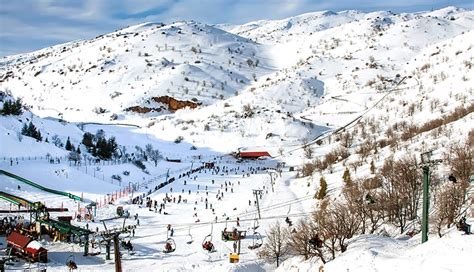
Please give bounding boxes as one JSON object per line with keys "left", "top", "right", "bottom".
{"left": 6, "top": 231, "right": 48, "bottom": 263}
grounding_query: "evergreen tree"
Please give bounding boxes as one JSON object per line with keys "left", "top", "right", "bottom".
{"left": 342, "top": 167, "right": 352, "bottom": 186}
{"left": 316, "top": 176, "right": 327, "bottom": 199}
{"left": 13, "top": 99, "right": 23, "bottom": 115}
{"left": 65, "top": 137, "right": 73, "bottom": 151}
{"left": 82, "top": 132, "right": 94, "bottom": 149}
{"left": 76, "top": 146, "right": 81, "bottom": 154}
{"left": 21, "top": 123, "right": 28, "bottom": 135}
{"left": 107, "top": 137, "right": 118, "bottom": 158}
{"left": 0, "top": 98, "right": 23, "bottom": 116}
{"left": 95, "top": 136, "right": 107, "bottom": 159}
{"left": 370, "top": 160, "right": 376, "bottom": 174}
{"left": 1, "top": 100, "right": 10, "bottom": 115}
{"left": 27, "top": 122, "right": 36, "bottom": 136}
{"left": 21, "top": 121, "right": 42, "bottom": 141}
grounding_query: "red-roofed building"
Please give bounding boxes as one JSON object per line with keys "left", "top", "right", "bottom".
{"left": 239, "top": 151, "right": 271, "bottom": 159}
{"left": 6, "top": 231, "right": 48, "bottom": 263}
{"left": 6, "top": 231, "right": 31, "bottom": 249}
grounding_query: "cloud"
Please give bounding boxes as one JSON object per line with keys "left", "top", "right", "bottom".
{"left": 0, "top": 0, "right": 473, "bottom": 56}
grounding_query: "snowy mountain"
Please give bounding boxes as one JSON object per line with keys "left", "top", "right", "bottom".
{"left": 0, "top": 21, "right": 274, "bottom": 122}
{"left": 0, "top": 6, "right": 473, "bottom": 272}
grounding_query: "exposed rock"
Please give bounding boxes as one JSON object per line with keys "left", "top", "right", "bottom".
{"left": 125, "top": 96, "right": 199, "bottom": 114}
{"left": 151, "top": 96, "right": 200, "bottom": 112}
{"left": 125, "top": 106, "right": 160, "bottom": 114}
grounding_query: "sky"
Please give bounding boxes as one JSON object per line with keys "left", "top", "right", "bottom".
{"left": 0, "top": 0, "right": 473, "bottom": 57}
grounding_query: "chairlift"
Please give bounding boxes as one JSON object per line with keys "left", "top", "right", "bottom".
{"left": 66, "top": 254, "right": 77, "bottom": 271}
{"left": 89, "top": 238, "right": 102, "bottom": 256}
{"left": 309, "top": 234, "right": 323, "bottom": 248}
{"left": 202, "top": 224, "right": 216, "bottom": 252}
{"left": 222, "top": 229, "right": 246, "bottom": 241}
{"left": 5, "top": 248, "right": 15, "bottom": 266}
{"left": 37, "top": 261, "right": 48, "bottom": 272}
{"left": 186, "top": 226, "right": 194, "bottom": 244}
{"left": 248, "top": 232, "right": 263, "bottom": 250}
{"left": 252, "top": 217, "right": 260, "bottom": 230}
{"left": 120, "top": 238, "right": 135, "bottom": 254}
{"left": 163, "top": 238, "right": 176, "bottom": 253}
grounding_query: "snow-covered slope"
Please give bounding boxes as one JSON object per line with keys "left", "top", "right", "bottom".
{"left": 0, "top": 21, "right": 274, "bottom": 122}
{"left": 277, "top": 229, "right": 474, "bottom": 272}
{"left": 0, "top": 6, "right": 473, "bottom": 272}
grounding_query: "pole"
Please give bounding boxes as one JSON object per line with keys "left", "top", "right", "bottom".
{"left": 105, "top": 240, "right": 111, "bottom": 260}
{"left": 253, "top": 190, "right": 263, "bottom": 219}
{"left": 113, "top": 234, "right": 122, "bottom": 272}
{"left": 237, "top": 237, "right": 241, "bottom": 254}
{"left": 84, "top": 235, "right": 89, "bottom": 256}
{"left": 421, "top": 166, "right": 430, "bottom": 243}
{"left": 269, "top": 173, "right": 275, "bottom": 192}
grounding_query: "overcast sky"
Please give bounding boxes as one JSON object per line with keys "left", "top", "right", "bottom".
{"left": 0, "top": 0, "right": 473, "bottom": 56}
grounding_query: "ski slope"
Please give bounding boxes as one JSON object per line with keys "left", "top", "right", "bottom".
{"left": 0, "top": 5, "right": 473, "bottom": 272}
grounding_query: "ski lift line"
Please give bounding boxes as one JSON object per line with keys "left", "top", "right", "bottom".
{"left": 138, "top": 211, "right": 313, "bottom": 232}
{"left": 242, "top": 194, "right": 313, "bottom": 213}
{"left": 232, "top": 194, "right": 314, "bottom": 218}
{"left": 138, "top": 195, "right": 315, "bottom": 235}
{"left": 138, "top": 211, "right": 313, "bottom": 234}
{"left": 275, "top": 76, "right": 410, "bottom": 157}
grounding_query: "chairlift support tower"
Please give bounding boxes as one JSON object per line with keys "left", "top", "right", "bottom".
{"left": 420, "top": 151, "right": 442, "bottom": 244}
{"left": 252, "top": 189, "right": 263, "bottom": 219}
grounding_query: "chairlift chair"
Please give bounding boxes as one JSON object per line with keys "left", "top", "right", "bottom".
{"left": 37, "top": 262, "right": 48, "bottom": 272}
{"left": 202, "top": 235, "right": 216, "bottom": 252}
{"left": 186, "top": 226, "right": 194, "bottom": 244}
{"left": 88, "top": 235, "right": 101, "bottom": 256}
{"left": 309, "top": 235, "right": 323, "bottom": 248}
{"left": 202, "top": 224, "right": 216, "bottom": 252}
{"left": 248, "top": 232, "right": 263, "bottom": 250}
{"left": 66, "top": 254, "right": 77, "bottom": 271}
{"left": 163, "top": 238, "right": 176, "bottom": 253}
{"left": 5, "top": 248, "right": 15, "bottom": 266}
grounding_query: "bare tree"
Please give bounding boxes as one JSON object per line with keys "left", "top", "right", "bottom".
{"left": 343, "top": 180, "right": 384, "bottom": 234}
{"left": 149, "top": 149, "right": 162, "bottom": 167}
{"left": 432, "top": 182, "right": 467, "bottom": 237}
{"left": 145, "top": 143, "right": 153, "bottom": 156}
{"left": 304, "top": 145, "right": 313, "bottom": 159}
{"left": 258, "top": 221, "right": 289, "bottom": 267}
{"left": 446, "top": 140, "right": 473, "bottom": 193}
{"left": 68, "top": 150, "right": 81, "bottom": 165}
{"left": 380, "top": 156, "right": 422, "bottom": 234}
{"left": 329, "top": 201, "right": 361, "bottom": 253}
{"left": 287, "top": 219, "right": 326, "bottom": 262}
{"left": 302, "top": 138, "right": 313, "bottom": 159}
{"left": 340, "top": 131, "right": 353, "bottom": 148}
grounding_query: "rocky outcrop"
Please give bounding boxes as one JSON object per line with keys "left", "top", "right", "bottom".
{"left": 125, "top": 96, "right": 199, "bottom": 114}
{"left": 125, "top": 106, "right": 161, "bottom": 114}
{"left": 151, "top": 96, "right": 199, "bottom": 112}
